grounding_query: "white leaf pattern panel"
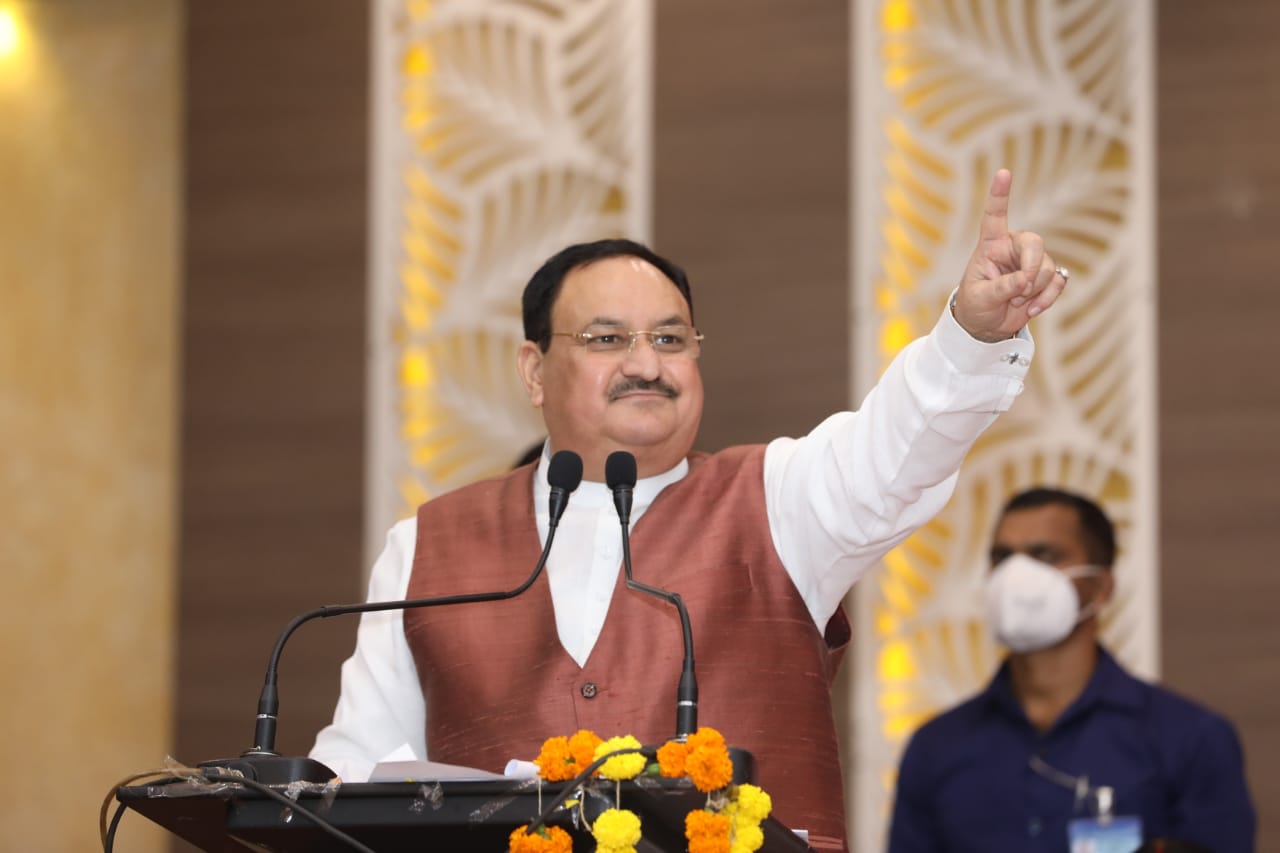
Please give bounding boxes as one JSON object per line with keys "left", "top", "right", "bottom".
{"left": 367, "top": 0, "right": 652, "bottom": 559}
{"left": 850, "top": 1, "right": 1155, "bottom": 850}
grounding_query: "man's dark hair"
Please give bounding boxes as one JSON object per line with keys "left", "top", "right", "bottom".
{"left": 521, "top": 239, "right": 694, "bottom": 351}
{"left": 1000, "top": 487, "right": 1118, "bottom": 567}
{"left": 512, "top": 439, "right": 544, "bottom": 469}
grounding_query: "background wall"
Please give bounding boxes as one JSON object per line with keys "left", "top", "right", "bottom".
{"left": 652, "top": 0, "right": 850, "bottom": 447}
{"left": 1156, "top": 0, "right": 1280, "bottom": 830}
{"left": 175, "top": 0, "right": 368, "bottom": 771}
{"left": 0, "top": 1, "right": 179, "bottom": 850}
{"left": 35, "top": 0, "right": 1267, "bottom": 849}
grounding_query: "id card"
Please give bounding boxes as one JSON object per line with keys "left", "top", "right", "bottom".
{"left": 1068, "top": 815, "right": 1143, "bottom": 853}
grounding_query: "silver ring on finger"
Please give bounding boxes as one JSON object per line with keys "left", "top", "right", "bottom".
{"left": 1054, "top": 265, "right": 1070, "bottom": 282}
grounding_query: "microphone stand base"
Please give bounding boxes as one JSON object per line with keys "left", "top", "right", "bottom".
{"left": 728, "top": 747, "right": 756, "bottom": 785}
{"left": 197, "top": 755, "right": 337, "bottom": 785}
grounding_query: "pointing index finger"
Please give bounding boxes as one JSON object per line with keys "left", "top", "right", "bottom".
{"left": 979, "top": 169, "right": 1013, "bottom": 244}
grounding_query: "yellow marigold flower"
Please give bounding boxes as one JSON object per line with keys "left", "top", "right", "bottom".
{"left": 656, "top": 739, "right": 689, "bottom": 778}
{"left": 729, "top": 823, "right": 765, "bottom": 853}
{"left": 686, "top": 810, "right": 732, "bottom": 853}
{"left": 685, "top": 742, "right": 734, "bottom": 792}
{"left": 594, "top": 735, "right": 646, "bottom": 781}
{"left": 508, "top": 823, "right": 573, "bottom": 853}
{"left": 592, "top": 807, "right": 642, "bottom": 849}
{"left": 733, "top": 784, "right": 773, "bottom": 823}
{"left": 534, "top": 736, "right": 578, "bottom": 782}
{"left": 568, "top": 729, "right": 602, "bottom": 772}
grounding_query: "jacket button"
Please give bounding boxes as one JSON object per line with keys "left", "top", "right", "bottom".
{"left": 580, "top": 682, "right": 598, "bottom": 699}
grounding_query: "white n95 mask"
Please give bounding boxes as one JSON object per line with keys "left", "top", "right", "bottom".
{"left": 984, "top": 553, "right": 1102, "bottom": 653}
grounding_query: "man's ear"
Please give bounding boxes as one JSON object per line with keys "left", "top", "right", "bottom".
{"left": 517, "top": 340, "right": 545, "bottom": 408}
{"left": 1097, "top": 569, "right": 1116, "bottom": 605}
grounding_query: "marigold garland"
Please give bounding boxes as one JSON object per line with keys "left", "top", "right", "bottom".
{"left": 591, "top": 807, "right": 642, "bottom": 852}
{"left": 656, "top": 739, "right": 688, "bottom": 777}
{"left": 685, "top": 726, "right": 727, "bottom": 753}
{"left": 685, "top": 739, "right": 735, "bottom": 792}
{"left": 510, "top": 726, "right": 771, "bottom": 853}
{"left": 532, "top": 736, "right": 575, "bottom": 782}
{"left": 729, "top": 822, "right": 765, "bottom": 853}
{"left": 686, "top": 809, "right": 732, "bottom": 853}
{"left": 655, "top": 725, "right": 736, "bottom": 793}
{"left": 728, "top": 784, "right": 772, "bottom": 824}
{"left": 567, "top": 729, "right": 602, "bottom": 772}
{"left": 507, "top": 823, "right": 573, "bottom": 853}
{"left": 534, "top": 729, "right": 611, "bottom": 782}
{"left": 593, "top": 734, "right": 646, "bottom": 781}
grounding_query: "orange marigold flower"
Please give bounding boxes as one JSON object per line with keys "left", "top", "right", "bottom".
{"left": 567, "top": 729, "right": 602, "bottom": 773}
{"left": 685, "top": 810, "right": 731, "bottom": 853}
{"left": 685, "top": 742, "right": 735, "bottom": 792}
{"left": 656, "top": 739, "right": 689, "bottom": 778}
{"left": 534, "top": 736, "right": 578, "bottom": 782}
{"left": 508, "top": 823, "right": 573, "bottom": 853}
{"left": 684, "top": 726, "right": 727, "bottom": 753}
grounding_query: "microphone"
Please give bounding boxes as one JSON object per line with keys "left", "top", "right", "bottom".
{"left": 200, "top": 449, "right": 584, "bottom": 783}
{"left": 605, "top": 450, "right": 698, "bottom": 741}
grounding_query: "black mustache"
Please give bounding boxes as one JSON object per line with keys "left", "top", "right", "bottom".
{"left": 608, "top": 379, "right": 678, "bottom": 402}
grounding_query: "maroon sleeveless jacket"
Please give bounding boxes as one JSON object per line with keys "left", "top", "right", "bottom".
{"left": 406, "top": 444, "right": 852, "bottom": 851}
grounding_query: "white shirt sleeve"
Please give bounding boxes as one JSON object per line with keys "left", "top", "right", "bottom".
{"left": 764, "top": 304, "right": 1033, "bottom": 631}
{"left": 309, "top": 517, "right": 425, "bottom": 782}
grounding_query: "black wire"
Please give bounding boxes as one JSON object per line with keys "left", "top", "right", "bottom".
{"left": 198, "top": 770, "right": 378, "bottom": 853}
{"left": 103, "top": 801, "right": 128, "bottom": 853}
{"left": 101, "top": 774, "right": 186, "bottom": 851}
{"left": 106, "top": 770, "right": 376, "bottom": 853}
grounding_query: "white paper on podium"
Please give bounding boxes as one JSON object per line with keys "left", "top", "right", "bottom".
{"left": 368, "top": 759, "right": 508, "bottom": 783}
{"left": 367, "top": 743, "right": 537, "bottom": 782}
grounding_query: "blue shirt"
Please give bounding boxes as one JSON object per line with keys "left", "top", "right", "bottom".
{"left": 887, "top": 647, "right": 1255, "bottom": 853}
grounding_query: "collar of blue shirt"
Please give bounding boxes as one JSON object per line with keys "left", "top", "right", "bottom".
{"left": 985, "top": 644, "right": 1147, "bottom": 732}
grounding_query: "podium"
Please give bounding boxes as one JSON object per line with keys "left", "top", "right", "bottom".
{"left": 117, "top": 776, "right": 817, "bottom": 852}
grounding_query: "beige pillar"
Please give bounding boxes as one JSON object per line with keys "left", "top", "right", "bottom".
{"left": 0, "top": 1, "right": 179, "bottom": 849}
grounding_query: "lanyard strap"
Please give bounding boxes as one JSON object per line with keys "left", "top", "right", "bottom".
{"left": 1028, "top": 754, "right": 1115, "bottom": 818}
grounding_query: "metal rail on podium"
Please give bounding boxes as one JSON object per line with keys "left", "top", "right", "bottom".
{"left": 117, "top": 775, "right": 816, "bottom": 852}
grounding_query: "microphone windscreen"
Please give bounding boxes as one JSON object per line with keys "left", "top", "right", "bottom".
{"left": 547, "top": 450, "right": 584, "bottom": 493}
{"left": 605, "top": 451, "right": 637, "bottom": 490}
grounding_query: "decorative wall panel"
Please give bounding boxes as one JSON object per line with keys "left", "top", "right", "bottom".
{"left": 850, "top": 1, "right": 1156, "bottom": 848}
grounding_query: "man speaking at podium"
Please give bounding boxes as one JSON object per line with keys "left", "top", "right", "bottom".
{"left": 310, "top": 170, "right": 1068, "bottom": 852}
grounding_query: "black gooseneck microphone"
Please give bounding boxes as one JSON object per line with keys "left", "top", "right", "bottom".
{"left": 604, "top": 450, "right": 698, "bottom": 741}
{"left": 201, "top": 449, "right": 584, "bottom": 783}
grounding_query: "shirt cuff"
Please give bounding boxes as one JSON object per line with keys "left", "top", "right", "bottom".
{"left": 935, "top": 291, "right": 1035, "bottom": 377}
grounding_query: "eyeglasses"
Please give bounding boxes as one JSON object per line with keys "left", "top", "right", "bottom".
{"left": 550, "top": 324, "right": 705, "bottom": 357}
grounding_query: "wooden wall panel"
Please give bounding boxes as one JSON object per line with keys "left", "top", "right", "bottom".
{"left": 1157, "top": 1, "right": 1280, "bottom": 844}
{"left": 177, "top": 0, "right": 368, "bottom": 772}
{"left": 653, "top": 0, "right": 850, "bottom": 449}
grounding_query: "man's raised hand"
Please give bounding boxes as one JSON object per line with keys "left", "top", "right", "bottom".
{"left": 951, "top": 169, "right": 1068, "bottom": 343}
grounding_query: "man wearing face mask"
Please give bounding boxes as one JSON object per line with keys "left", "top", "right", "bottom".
{"left": 886, "top": 487, "right": 1256, "bottom": 853}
